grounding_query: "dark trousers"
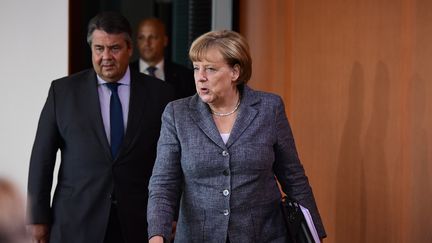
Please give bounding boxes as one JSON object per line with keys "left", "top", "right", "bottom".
{"left": 104, "top": 205, "right": 125, "bottom": 243}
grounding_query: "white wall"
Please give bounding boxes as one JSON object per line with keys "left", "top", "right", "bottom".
{"left": 0, "top": 0, "right": 68, "bottom": 194}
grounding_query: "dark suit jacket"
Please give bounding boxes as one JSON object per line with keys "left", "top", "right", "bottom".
{"left": 27, "top": 69, "right": 175, "bottom": 243}
{"left": 148, "top": 86, "right": 326, "bottom": 242}
{"left": 130, "top": 59, "right": 196, "bottom": 99}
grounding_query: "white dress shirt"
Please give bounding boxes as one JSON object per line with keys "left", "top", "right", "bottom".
{"left": 97, "top": 68, "right": 131, "bottom": 144}
{"left": 139, "top": 59, "right": 165, "bottom": 81}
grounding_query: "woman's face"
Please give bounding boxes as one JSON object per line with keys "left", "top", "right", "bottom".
{"left": 192, "top": 48, "right": 239, "bottom": 106}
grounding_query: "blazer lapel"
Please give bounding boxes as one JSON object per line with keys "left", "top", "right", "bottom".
{"left": 83, "top": 70, "right": 113, "bottom": 160}
{"left": 226, "top": 86, "right": 260, "bottom": 148}
{"left": 189, "top": 95, "right": 226, "bottom": 149}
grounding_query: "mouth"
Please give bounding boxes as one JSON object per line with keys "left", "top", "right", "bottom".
{"left": 102, "top": 64, "right": 115, "bottom": 70}
{"left": 199, "top": 87, "right": 209, "bottom": 94}
{"left": 142, "top": 48, "right": 153, "bottom": 54}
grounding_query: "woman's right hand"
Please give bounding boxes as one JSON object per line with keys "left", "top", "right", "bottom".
{"left": 149, "top": 235, "right": 164, "bottom": 243}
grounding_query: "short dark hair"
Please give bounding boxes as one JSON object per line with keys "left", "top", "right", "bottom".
{"left": 87, "top": 12, "right": 132, "bottom": 47}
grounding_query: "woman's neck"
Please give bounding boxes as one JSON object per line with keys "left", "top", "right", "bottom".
{"left": 209, "top": 90, "right": 240, "bottom": 114}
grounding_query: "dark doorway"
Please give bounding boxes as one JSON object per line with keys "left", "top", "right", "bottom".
{"left": 68, "top": 0, "right": 216, "bottom": 74}
{"left": 68, "top": 0, "right": 155, "bottom": 74}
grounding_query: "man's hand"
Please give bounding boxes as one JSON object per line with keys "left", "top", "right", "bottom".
{"left": 27, "top": 224, "right": 50, "bottom": 243}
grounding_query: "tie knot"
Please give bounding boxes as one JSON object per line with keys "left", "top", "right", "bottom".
{"left": 106, "top": 82, "right": 121, "bottom": 93}
{"left": 147, "top": 66, "right": 157, "bottom": 77}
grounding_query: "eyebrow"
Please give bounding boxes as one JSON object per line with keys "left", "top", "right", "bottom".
{"left": 93, "top": 44, "right": 122, "bottom": 48}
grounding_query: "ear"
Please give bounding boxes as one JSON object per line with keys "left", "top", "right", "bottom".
{"left": 127, "top": 41, "right": 133, "bottom": 57}
{"left": 163, "top": 35, "right": 169, "bottom": 48}
{"left": 128, "top": 45, "right": 133, "bottom": 57}
{"left": 231, "top": 64, "right": 240, "bottom": 82}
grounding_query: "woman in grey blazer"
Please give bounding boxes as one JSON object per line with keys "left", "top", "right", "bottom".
{"left": 148, "top": 30, "right": 326, "bottom": 243}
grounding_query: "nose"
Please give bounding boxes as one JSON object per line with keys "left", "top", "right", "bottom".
{"left": 195, "top": 68, "right": 207, "bottom": 82}
{"left": 142, "top": 37, "right": 151, "bottom": 47}
{"left": 102, "top": 48, "right": 113, "bottom": 59}
{"left": 145, "top": 38, "right": 151, "bottom": 46}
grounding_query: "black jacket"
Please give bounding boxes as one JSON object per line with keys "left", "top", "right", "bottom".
{"left": 27, "top": 69, "right": 175, "bottom": 243}
{"left": 130, "top": 59, "right": 196, "bottom": 99}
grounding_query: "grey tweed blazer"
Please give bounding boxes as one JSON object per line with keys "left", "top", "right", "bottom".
{"left": 148, "top": 85, "right": 326, "bottom": 242}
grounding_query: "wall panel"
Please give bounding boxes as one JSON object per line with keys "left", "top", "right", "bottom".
{"left": 239, "top": 0, "right": 432, "bottom": 242}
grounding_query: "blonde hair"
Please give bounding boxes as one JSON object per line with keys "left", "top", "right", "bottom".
{"left": 189, "top": 30, "right": 252, "bottom": 85}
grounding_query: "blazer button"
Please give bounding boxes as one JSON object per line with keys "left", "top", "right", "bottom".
{"left": 223, "top": 170, "right": 229, "bottom": 176}
{"left": 223, "top": 209, "right": 229, "bottom": 216}
{"left": 222, "top": 151, "right": 229, "bottom": 156}
{"left": 223, "top": 189, "right": 230, "bottom": 196}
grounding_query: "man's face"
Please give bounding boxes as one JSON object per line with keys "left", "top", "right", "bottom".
{"left": 91, "top": 29, "right": 132, "bottom": 82}
{"left": 136, "top": 21, "right": 168, "bottom": 65}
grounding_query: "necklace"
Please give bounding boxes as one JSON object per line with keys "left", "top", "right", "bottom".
{"left": 210, "top": 99, "right": 241, "bottom": 117}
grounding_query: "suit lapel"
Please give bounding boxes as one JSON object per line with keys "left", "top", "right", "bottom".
{"left": 119, "top": 71, "right": 146, "bottom": 159}
{"left": 226, "top": 86, "right": 260, "bottom": 147}
{"left": 189, "top": 96, "right": 226, "bottom": 149}
{"left": 189, "top": 86, "right": 260, "bottom": 149}
{"left": 83, "top": 70, "right": 113, "bottom": 160}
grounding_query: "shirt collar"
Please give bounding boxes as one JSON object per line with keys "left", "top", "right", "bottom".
{"left": 97, "top": 67, "right": 131, "bottom": 86}
{"left": 139, "top": 59, "right": 164, "bottom": 73}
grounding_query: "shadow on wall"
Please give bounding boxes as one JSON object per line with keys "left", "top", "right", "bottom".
{"left": 410, "top": 73, "right": 432, "bottom": 241}
{"left": 335, "top": 61, "right": 366, "bottom": 243}
{"left": 335, "top": 61, "right": 392, "bottom": 243}
{"left": 362, "top": 61, "right": 390, "bottom": 242}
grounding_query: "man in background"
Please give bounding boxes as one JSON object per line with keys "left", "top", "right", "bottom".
{"left": 130, "top": 18, "right": 196, "bottom": 99}
{"left": 27, "top": 12, "right": 174, "bottom": 243}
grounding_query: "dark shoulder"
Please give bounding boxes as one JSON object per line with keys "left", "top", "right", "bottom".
{"left": 165, "top": 61, "right": 196, "bottom": 98}
{"left": 168, "top": 61, "right": 192, "bottom": 71}
{"left": 165, "top": 61, "right": 193, "bottom": 76}
{"left": 131, "top": 68, "right": 171, "bottom": 88}
{"left": 129, "top": 60, "right": 139, "bottom": 71}
{"left": 51, "top": 69, "right": 95, "bottom": 90}
{"left": 130, "top": 69, "right": 175, "bottom": 101}
{"left": 53, "top": 69, "right": 94, "bottom": 83}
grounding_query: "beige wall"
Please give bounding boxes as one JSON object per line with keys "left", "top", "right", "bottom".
{"left": 0, "top": 0, "right": 68, "bottom": 192}
{"left": 240, "top": 0, "right": 432, "bottom": 242}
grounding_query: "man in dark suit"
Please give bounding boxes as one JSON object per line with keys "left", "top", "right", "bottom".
{"left": 130, "top": 18, "right": 196, "bottom": 99}
{"left": 26, "top": 12, "right": 174, "bottom": 243}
